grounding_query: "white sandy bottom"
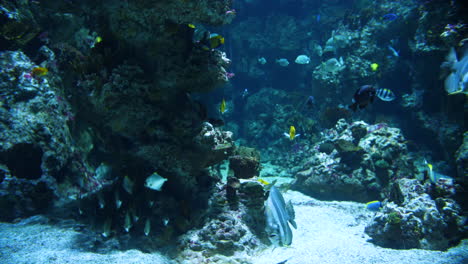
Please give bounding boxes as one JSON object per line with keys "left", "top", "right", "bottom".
{"left": 0, "top": 191, "right": 467, "bottom": 264}
{"left": 248, "top": 191, "right": 468, "bottom": 264}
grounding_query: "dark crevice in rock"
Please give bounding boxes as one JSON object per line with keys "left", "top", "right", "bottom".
{"left": 0, "top": 143, "right": 43, "bottom": 180}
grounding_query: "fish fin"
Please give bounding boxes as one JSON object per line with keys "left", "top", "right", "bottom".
{"left": 446, "top": 47, "right": 458, "bottom": 63}
{"left": 289, "top": 219, "right": 297, "bottom": 229}
{"left": 445, "top": 73, "right": 460, "bottom": 94}
{"left": 263, "top": 180, "right": 278, "bottom": 192}
{"left": 286, "top": 200, "right": 296, "bottom": 229}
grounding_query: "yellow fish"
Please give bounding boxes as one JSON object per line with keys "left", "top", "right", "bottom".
{"left": 220, "top": 99, "right": 226, "bottom": 114}
{"left": 95, "top": 36, "right": 103, "bottom": 43}
{"left": 187, "top": 24, "right": 196, "bottom": 29}
{"left": 257, "top": 178, "right": 270, "bottom": 185}
{"left": 370, "top": 63, "right": 379, "bottom": 72}
{"left": 289, "top": 125, "right": 296, "bottom": 140}
{"left": 209, "top": 34, "right": 225, "bottom": 49}
{"left": 31, "top": 67, "right": 48, "bottom": 76}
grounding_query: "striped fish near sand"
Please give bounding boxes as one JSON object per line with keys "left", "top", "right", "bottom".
{"left": 265, "top": 186, "right": 297, "bottom": 246}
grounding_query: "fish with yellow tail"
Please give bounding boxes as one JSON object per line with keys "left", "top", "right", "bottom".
{"left": 424, "top": 159, "right": 453, "bottom": 184}
{"left": 283, "top": 125, "right": 300, "bottom": 140}
{"left": 220, "top": 99, "right": 227, "bottom": 114}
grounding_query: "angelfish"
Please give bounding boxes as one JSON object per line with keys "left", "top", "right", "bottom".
{"left": 265, "top": 186, "right": 297, "bottom": 246}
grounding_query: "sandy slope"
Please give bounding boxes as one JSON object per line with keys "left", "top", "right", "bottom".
{"left": 248, "top": 191, "right": 468, "bottom": 264}
{"left": 0, "top": 191, "right": 466, "bottom": 264}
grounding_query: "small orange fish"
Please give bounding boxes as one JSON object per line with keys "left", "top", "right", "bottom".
{"left": 31, "top": 67, "right": 48, "bottom": 76}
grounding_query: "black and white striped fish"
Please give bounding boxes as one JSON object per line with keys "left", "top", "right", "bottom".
{"left": 265, "top": 186, "right": 297, "bottom": 246}
{"left": 376, "top": 88, "right": 396, "bottom": 101}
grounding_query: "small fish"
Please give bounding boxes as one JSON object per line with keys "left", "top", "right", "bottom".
{"left": 114, "top": 191, "right": 122, "bottom": 209}
{"left": 376, "top": 88, "right": 396, "bottom": 101}
{"left": 102, "top": 219, "right": 112, "bottom": 238}
{"left": 31, "top": 67, "right": 48, "bottom": 76}
{"left": 265, "top": 186, "right": 297, "bottom": 246}
{"left": 349, "top": 85, "right": 376, "bottom": 111}
{"left": 424, "top": 160, "right": 453, "bottom": 184}
{"left": 276, "top": 258, "right": 291, "bottom": 264}
{"left": 95, "top": 36, "right": 103, "bottom": 44}
{"left": 388, "top": 46, "right": 399, "bottom": 57}
{"left": 163, "top": 217, "right": 170, "bottom": 226}
{"left": 366, "top": 201, "right": 382, "bottom": 211}
{"left": 97, "top": 193, "right": 105, "bottom": 209}
{"left": 441, "top": 47, "right": 468, "bottom": 95}
{"left": 187, "top": 23, "right": 196, "bottom": 29}
{"left": 196, "top": 31, "right": 225, "bottom": 50}
{"left": 242, "top": 88, "right": 249, "bottom": 98}
{"left": 226, "top": 9, "right": 236, "bottom": 15}
{"left": 382, "top": 13, "right": 398, "bottom": 21}
{"left": 305, "top": 95, "right": 315, "bottom": 109}
{"left": 220, "top": 98, "right": 226, "bottom": 114}
{"left": 144, "top": 218, "right": 151, "bottom": 236}
{"left": 131, "top": 208, "right": 139, "bottom": 223}
{"left": 276, "top": 58, "right": 289, "bottom": 67}
{"left": 295, "top": 55, "right": 310, "bottom": 64}
{"left": 123, "top": 176, "right": 134, "bottom": 194}
{"left": 145, "top": 172, "right": 168, "bottom": 191}
{"left": 257, "top": 178, "right": 270, "bottom": 185}
{"left": 208, "top": 33, "right": 225, "bottom": 49}
{"left": 316, "top": 14, "right": 321, "bottom": 22}
{"left": 370, "top": 63, "right": 379, "bottom": 72}
{"left": 289, "top": 126, "right": 296, "bottom": 140}
{"left": 258, "top": 57, "right": 267, "bottom": 65}
{"left": 124, "top": 211, "right": 132, "bottom": 232}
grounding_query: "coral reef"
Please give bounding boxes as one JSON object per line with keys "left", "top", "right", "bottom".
{"left": 365, "top": 178, "right": 466, "bottom": 250}
{"left": 177, "top": 180, "right": 265, "bottom": 263}
{"left": 228, "top": 147, "right": 261, "bottom": 179}
{"left": 293, "top": 119, "right": 415, "bottom": 202}
{"left": 0, "top": 0, "right": 467, "bottom": 262}
{"left": 0, "top": 0, "right": 238, "bottom": 248}
{"left": 0, "top": 51, "right": 76, "bottom": 220}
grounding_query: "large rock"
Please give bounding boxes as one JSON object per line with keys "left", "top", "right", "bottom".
{"left": 0, "top": 51, "right": 75, "bottom": 220}
{"left": 365, "top": 178, "right": 466, "bottom": 250}
{"left": 293, "top": 120, "right": 415, "bottom": 202}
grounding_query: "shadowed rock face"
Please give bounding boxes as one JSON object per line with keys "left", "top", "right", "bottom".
{"left": 0, "top": 0, "right": 236, "bottom": 233}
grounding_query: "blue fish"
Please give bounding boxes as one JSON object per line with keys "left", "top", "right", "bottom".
{"left": 306, "top": 95, "right": 315, "bottom": 108}
{"left": 382, "top": 13, "right": 398, "bottom": 21}
{"left": 316, "top": 14, "right": 321, "bottom": 22}
{"left": 366, "top": 201, "right": 382, "bottom": 211}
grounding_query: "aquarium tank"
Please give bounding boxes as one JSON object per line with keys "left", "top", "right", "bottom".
{"left": 0, "top": 0, "right": 467, "bottom": 263}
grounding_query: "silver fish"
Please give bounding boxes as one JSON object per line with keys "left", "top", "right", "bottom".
{"left": 442, "top": 47, "right": 468, "bottom": 95}
{"left": 376, "top": 88, "right": 396, "bottom": 101}
{"left": 265, "top": 186, "right": 297, "bottom": 246}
